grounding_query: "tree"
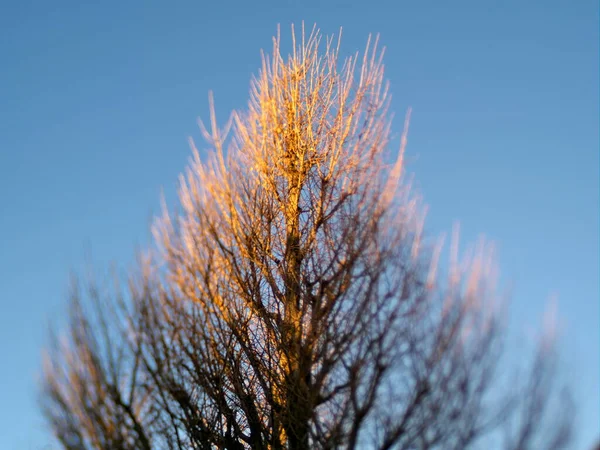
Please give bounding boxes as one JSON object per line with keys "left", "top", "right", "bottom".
{"left": 40, "top": 25, "right": 574, "bottom": 449}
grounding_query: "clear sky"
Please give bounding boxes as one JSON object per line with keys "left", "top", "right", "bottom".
{"left": 0, "top": 0, "right": 597, "bottom": 448}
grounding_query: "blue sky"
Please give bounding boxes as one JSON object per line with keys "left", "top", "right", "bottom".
{"left": 0, "top": 0, "right": 597, "bottom": 448}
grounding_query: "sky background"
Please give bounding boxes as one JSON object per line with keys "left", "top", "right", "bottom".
{"left": 0, "top": 0, "right": 598, "bottom": 448}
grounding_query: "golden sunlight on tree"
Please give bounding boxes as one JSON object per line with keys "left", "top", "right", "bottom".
{"left": 40, "top": 24, "right": 574, "bottom": 449}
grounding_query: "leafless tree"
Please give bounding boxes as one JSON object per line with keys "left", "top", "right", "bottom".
{"left": 40, "top": 25, "right": 574, "bottom": 449}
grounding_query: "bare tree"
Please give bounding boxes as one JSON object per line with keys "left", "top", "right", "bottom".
{"left": 40, "top": 25, "right": 574, "bottom": 449}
